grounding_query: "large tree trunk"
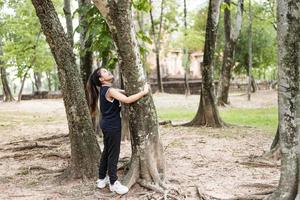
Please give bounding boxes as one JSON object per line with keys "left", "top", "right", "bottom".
{"left": 217, "top": 0, "right": 243, "bottom": 106}
{"left": 149, "top": 0, "right": 164, "bottom": 93}
{"left": 63, "top": 0, "right": 74, "bottom": 47}
{"left": 184, "top": 0, "right": 223, "bottom": 127}
{"left": 0, "top": 39, "right": 14, "bottom": 102}
{"left": 265, "top": 0, "right": 300, "bottom": 199}
{"left": 93, "top": 0, "right": 166, "bottom": 192}
{"left": 31, "top": 0, "right": 100, "bottom": 179}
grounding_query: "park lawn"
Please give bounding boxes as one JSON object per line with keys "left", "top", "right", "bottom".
{"left": 157, "top": 107, "right": 278, "bottom": 134}
{"left": 0, "top": 111, "right": 66, "bottom": 130}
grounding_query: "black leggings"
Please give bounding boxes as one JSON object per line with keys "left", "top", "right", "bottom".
{"left": 98, "top": 129, "right": 121, "bottom": 185}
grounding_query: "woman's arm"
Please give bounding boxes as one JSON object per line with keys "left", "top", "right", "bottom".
{"left": 116, "top": 89, "right": 126, "bottom": 94}
{"left": 108, "top": 84, "right": 149, "bottom": 104}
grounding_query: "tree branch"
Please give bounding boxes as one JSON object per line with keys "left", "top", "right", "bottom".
{"left": 92, "top": 0, "right": 109, "bottom": 19}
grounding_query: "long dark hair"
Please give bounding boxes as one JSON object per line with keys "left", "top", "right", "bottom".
{"left": 86, "top": 67, "right": 102, "bottom": 116}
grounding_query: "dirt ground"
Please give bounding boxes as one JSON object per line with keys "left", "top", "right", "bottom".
{"left": 0, "top": 90, "right": 279, "bottom": 200}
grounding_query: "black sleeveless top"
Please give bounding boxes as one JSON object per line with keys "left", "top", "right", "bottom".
{"left": 99, "top": 86, "right": 121, "bottom": 130}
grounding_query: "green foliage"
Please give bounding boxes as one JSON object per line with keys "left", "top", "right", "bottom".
{"left": 192, "top": 1, "right": 277, "bottom": 80}
{"left": 234, "top": 0, "right": 277, "bottom": 79}
{"left": 133, "top": 0, "right": 151, "bottom": 12}
{"left": 171, "top": 29, "right": 204, "bottom": 52}
{"left": 0, "top": 0, "right": 55, "bottom": 78}
{"left": 162, "top": 0, "right": 180, "bottom": 33}
{"left": 74, "top": 4, "right": 117, "bottom": 70}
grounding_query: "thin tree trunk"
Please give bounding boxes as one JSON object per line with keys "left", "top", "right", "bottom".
{"left": 17, "top": 67, "right": 30, "bottom": 102}
{"left": 18, "top": 31, "right": 41, "bottom": 102}
{"left": 93, "top": 0, "right": 166, "bottom": 192}
{"left": 0, "top": 39, "right": 14, "bottom": 102}
{"left": 34, "top": 72, "right": 42, "bottom": 92}
{"left": 31, "top": 0, "right": 100, "bottom": 179}
{"left": 78, "top": 0, "right": 93, "bottom": 98}
{"left": 184, "top": 0, "right": 223, "bottom": 127}
{"left": 149, "top": 0, "right": 164, "bottom": 93}
{"left": 250, "top": 74, "right": 257, "bottom": 92}
{"left": 77, "top": 0, "right": 97, "bottom": 132}
{"left": 217, "top": 0, "right": 243, "bottom": 106}
{"left": 183, "top": 0, "right": 190, "bottom": 96}
{"left": 63, "top": 0, "right": 74, "bottom": 47}
{"left": 46, "top": 71, "right": 52, "bottom": 91}
{"left": 247, "top": 0, "right": 253, "bottom": 101}
{"left": 0, "top": 67, "right": 15, "bottom": 102}
{"left": 265, "top": 0, "right": 300, "bottom": 199}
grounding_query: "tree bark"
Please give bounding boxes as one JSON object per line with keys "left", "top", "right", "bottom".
{"left": 265, "top": 0, "right": 300, "bottom": 199}
{"left": 93, "top": 0, "right": 166, "bottom": 191}
{"left": 63, "top": 0, "right": 74, "bottom": 47}
{"left": 217, "top": 0, "right": 243, "bottom": 106}
{"left": 31, "top": 0, "right": 100, "bottom": 179}
{"left": 184, "top": 0, "right": 224, "bottom": 127}
{"left": 0, "top": 39, "right": 14, "bottom": 102}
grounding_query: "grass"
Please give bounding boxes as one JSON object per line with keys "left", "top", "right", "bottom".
{"left": 157, "top": 107, "right": 278, "bottom": 134}
{"left": 0, "top": 111, "right": 66, "bottom": 130}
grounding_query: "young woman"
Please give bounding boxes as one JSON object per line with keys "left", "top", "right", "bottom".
{"left": 87, "top": 67, "right": 149, "bottom": 195}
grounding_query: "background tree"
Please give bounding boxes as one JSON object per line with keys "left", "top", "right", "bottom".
{"left": 234, "top": 1, "right": 277, "bottom": 81}
{"left": 149, "top": 0, "right": 165, "bottom": 93}
{"left": 63, "top": 0, "right": 73, "bottom": 47}
{"left": 1, "top": 0, "right": 55, "bottom": 101}
{"left": 93, "top": 0, "right": 166, "bottom": 192}
{"left": 0, "top": 38, "right": 14, "bottom": 102}
{"left": 182, "top": 0, "right": 190, "bottom": 96}
{"left": 31, "top": 0, "right": 100, "bottom": 179}
{"left": 216, "top": 0, "right": 243, "bottom": 106}
{"left": 76, "top": 0, "right": 93, "bottom": 98}
{"left": 184, "top": 0, "right": 223, "bottom": 127}
{"left": 247, "top": 0, "right": 253, "bottom": 101}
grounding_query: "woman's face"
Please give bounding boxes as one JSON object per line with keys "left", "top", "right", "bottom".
{"left": 99, "top": 68, "right": 114, "bottom": 83}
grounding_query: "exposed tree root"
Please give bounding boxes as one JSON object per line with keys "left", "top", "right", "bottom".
{"left": 5, "top": 142, "right": 58, "bottom": 152}
{"left": 240, "top": 183, "right": 276, "bottom": 190}
{"left": 17, "top": 165, "right": 65, "bottom": 175}
{"left": 237, "top": 160, "right": 280, "bottom": 168}
{"left": 4, "top": 134, "right": 69, "bottom": 146}
{"left": 35, "top": 134, "right": 69, "bottom": 142}
{"left": 196, "top": 186, "right": 222, "bottom": 200}
{"left": 138, "top": 180, "right": 165, "bottom": 194}
{"left": 196, "top": 186, "right": 274, "bottom": 200}
{"left": 0, "top": 152, "right": 33, "bottom": 160}
{"left": 261, "top": 145, "right": 281, "bottom": 161}
{"left": 41, "top": 152, "right": 70, "bottom": 159}
{"left": 159, "top": 120, "right": 172, "bottom": 125}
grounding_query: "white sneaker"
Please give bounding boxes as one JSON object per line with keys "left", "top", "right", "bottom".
{"left": 96, "top": 176, "right": 109, "bottom": 189}
{"left": 109, "top": 181, "right": 129, "bottom": 195}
